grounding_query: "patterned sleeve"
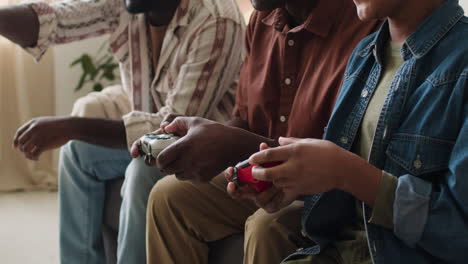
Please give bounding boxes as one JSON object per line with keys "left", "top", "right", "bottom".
{"left": 122, "top": 17, "right": 244, "bottom": 148}
{"left": 22, "top": 0, "right": 121, "bottom": 61}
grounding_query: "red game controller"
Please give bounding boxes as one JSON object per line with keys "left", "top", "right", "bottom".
{"left": 232, "top": 159, "right": 283, "bottom": 193}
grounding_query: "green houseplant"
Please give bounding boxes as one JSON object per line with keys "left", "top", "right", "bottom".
{"left": 70, "top": 43, "right": 119, "bottom": 92}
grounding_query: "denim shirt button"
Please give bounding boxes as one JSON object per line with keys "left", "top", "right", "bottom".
{"left": 340, "top": 137, "right": 348, "bottom": 144}
{"left": 361, "top": 89, "right": 369, "bottom": 98}
{"left": 414, "top": 159, "right": 422, "bottom": 169}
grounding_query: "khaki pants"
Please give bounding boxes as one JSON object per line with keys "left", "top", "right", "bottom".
{"left": 146, "top": 174, "right": 306, "bottom": 264}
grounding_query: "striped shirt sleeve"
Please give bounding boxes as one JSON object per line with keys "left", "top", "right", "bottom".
{"left": 122, "top": 17, "right": 244, "bottom": 148}
{"left": 23, "top": 0, "right": 121, "bottom": 61}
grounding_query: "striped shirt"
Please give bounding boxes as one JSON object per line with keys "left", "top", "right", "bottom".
{"left": 24, "top": 0, "right": 245, "bottom": 146}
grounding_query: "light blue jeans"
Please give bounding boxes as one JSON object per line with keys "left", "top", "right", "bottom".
{"left": 59, "top": 140, "right": 165, "bottom": 264}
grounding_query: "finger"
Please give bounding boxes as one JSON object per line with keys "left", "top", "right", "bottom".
{"left": 29, "top": 145, "right": 42, "bottom": 161}
{"left": 227, "top": 182, "right": 257, "bottom": 200}
{"left": 278, "top": 137, "right": 303, "bottom": 146}
{"left": 224, "top": 167, "right": 235, "bottom": 182}
{"left": 259, "top": 142, "right": 269, "bottom": 151}
{"left": 24, "top": 151, "right": 36, "bottom": 161}
{"left": 163, "top": 117, "right": 189, "bottom": 136}
{"left": 154, "top": 128, "right": 164, "bottom": 134}
{"left": 270, "top": 175, "right": 296, "bottom": 190}
{"left": 262, "top": 190, "right": 285, "bottom": 213}
{"left": 130, "top": 141, "right": 141, "bottom": 158}
{"left": 156, "top": 134, "right": 190, "bottom": 169}
{"left": 160, "top": 121, "right": 170, "bottom": 133}
{"left": 20, "top": 135, "right": 40, "bottom": 154}
{"left": 227, "top": 181, "right": 239, "bottom": 198}
{"left": 254, "top": 186, "right": 281, "bottom": 208}
{"left": 162, "top": 113, "right": 183, "bottom": 125}
{"left": 22, "top": 142, "right": 41, "bottom": 161}
{"left": 159, "top": 158, "right": 184, "bottom": 174}
{"left": 17, "top": 127, "right": 36, "bottom": 152}
{"left": 249, "top": 145, "right": 293, "bottom": 166}
{"left": 251, "top": 163, "right": 290, "bottom": 182}
{"left": 13, "top": 121, "right": 33, "bottom": 148}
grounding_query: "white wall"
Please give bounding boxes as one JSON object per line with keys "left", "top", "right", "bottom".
{"left": 53, "top": 36, "right": 109, "bottom": 116}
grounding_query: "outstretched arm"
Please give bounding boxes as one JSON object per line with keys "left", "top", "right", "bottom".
{"left": 0, "top": 5, "right": 39, "bottom": 47}
{"left": 2, "top": 0, "right": 121, "bottom": 61}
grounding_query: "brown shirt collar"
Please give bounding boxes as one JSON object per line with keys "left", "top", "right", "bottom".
{"left": 261, "top": 0, "right": 341, "bottom": 37}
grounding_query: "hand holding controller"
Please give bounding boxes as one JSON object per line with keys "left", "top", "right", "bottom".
{"left": 137, "top": 133, "right": 180, "bottom": 165}
{"left": 232, "top": 159, "right": 283, "bottom": 192}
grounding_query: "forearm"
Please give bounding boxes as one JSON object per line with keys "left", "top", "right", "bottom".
{"left": 69, "top": 117, "right": 127, "bottom": 149}
{"left": 224, "top": 117, "right": 249, "bottom": 130}
{"left": 338, "top": 150, "right": 382, "bottom": 206}
{"left": 0, "top": 5, "right": 38, "bottom": 47}
{"left": 220, "top": 125, "right": 279, "bottom": 166}
{"left": 225, "top": 117, "right": 279, "bottom": 148}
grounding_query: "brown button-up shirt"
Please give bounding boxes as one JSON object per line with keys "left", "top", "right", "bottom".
{"left": 233, "top": 0, "right": 381, "bottom": 139}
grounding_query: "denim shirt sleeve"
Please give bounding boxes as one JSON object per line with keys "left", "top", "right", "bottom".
{"left": 393, "top": 83, "right": 468, "bottom": 260}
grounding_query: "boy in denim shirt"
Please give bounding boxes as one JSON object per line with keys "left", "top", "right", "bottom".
{"left": 230, "top": 0, "right": 468, "bottom": 262}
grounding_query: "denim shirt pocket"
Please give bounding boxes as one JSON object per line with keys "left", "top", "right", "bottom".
{"left": 384, "top": 133, "right": 454, "bottom": 178}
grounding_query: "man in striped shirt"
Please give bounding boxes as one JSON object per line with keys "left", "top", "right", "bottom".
{"left": 1, "top": 0, "right": 244, "bottom": 263}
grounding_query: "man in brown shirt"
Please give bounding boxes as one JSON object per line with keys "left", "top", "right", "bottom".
{"left": 140, "top": 0, "right": 381, "bottom": 263}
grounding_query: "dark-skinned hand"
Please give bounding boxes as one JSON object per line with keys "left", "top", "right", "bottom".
{"left": 13, "top": 116, "right": 73, "bottom": 160}
{"left": 143, "top": 116, "right": 275, "bottom": 183}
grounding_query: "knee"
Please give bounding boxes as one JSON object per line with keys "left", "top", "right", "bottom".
{"left": 61, "top": 139, "right": 99, "bottom": 160}
{"left": 245, "top": 209, "right": 282, "bottom": 240}
{"left": 147, "top": 176, "right": 186, "bottom": 215}
{"left": 59, "top": 140, "right": 90, "bottom": 170}
{"left": 59, "top": 140, "right": 109, "bottom": 180}
{"left": 122, "top": 158, "right": 164, "bottom": 199}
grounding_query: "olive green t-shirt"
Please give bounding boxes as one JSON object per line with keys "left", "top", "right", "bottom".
{"left": 283, "top": 41, "right": 403, "bottom": 264}
{"left": 339, "top": 41, "right": 404, "bottom": 264}
{"left": 357, "top": 42, "right": 403, "bottom": 228}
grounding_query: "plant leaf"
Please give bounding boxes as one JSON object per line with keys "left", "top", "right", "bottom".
{"left": 82, "top": 54, "right": 97, "bottom": 74}
{"left": 93, "top": 83, "right": 103, "bottom": 92}
{"left": 70, "top": 56, "right": 83, "bottom": 67}
{"left": 74, "top": 72, "right": 88, "bottom": 92}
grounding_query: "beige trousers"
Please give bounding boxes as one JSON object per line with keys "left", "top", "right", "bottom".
{"left": 146, "top": 174, "right": 306, "bottom": 264}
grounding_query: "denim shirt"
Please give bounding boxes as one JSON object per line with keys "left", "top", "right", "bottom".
{"left": 286, "top": 1, "right": 468, "bottom": 263}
